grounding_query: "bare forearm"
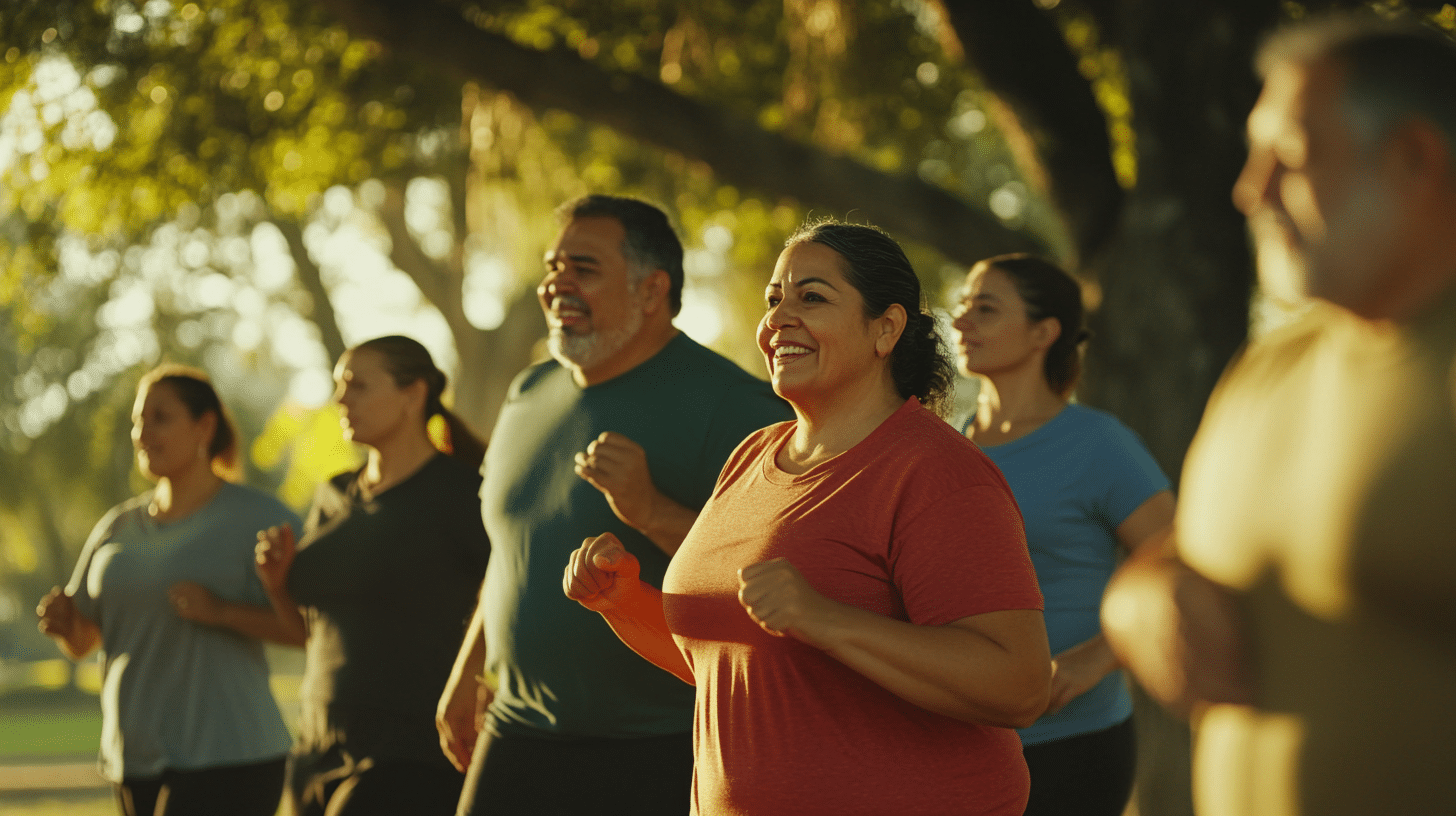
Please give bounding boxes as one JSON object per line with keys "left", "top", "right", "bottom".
{"left": 638, "top": 497, "right": 698, "bottom": 556}
{"left": 600, "top": 584, "right": 694, "bottom": 685}
{"left": 819, "top": 607, "right": 1050, "bottom": 727}
{"left": 211, "top": 596, "right": 306, "bottom": 646}
{"left": 445, "top": 603, "right": 486, "bottom": 696}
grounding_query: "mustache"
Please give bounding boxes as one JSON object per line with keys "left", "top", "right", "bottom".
{"left": 551, "top": 295, "right": 589, "bottom": 312}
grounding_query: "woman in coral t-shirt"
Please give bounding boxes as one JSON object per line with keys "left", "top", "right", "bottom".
{"left": 564, "top": 220, "right": 1050, "bottom": 815}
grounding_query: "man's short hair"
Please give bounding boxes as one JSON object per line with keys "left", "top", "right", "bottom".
{"left": 1257, "top": 14, "right": 1456, "bottom": 152}
{"left": 557, "top": 195, "right": 685, "bottom": 316}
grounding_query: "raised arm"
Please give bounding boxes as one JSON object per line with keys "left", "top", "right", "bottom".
{"left": 1100, "top": 534, "right": 1253, "bottom": 717}
{"left": 36, "top": 588, "right": 102, "bottom": 661}
{"left": 738, "top": 558, "right": 1050, "bottom": 727}
{"left": 562, "top": 533, "right": 693, "bottom": 685}
{"left": 573, "top": 433, "right": 698, "bottom": 556}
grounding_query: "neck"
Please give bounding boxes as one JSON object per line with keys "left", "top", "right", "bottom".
{"left": 361, "top": 427, "right": 438, "bottom": 495}
{"left": 972, "top": 366, "right": 1067, "bottom": 444}
{"left": 784, "top": 375, "right": 904, "bottom": 473}
{"left": 151, "top": 465, "right": 225, "bottom": 522}
{"left": 571, "top": 321, "right": 679, "bottom": 387}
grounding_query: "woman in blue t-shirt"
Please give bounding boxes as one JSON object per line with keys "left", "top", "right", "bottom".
{"left": 952, "top": 255, "right": 1175, "bottom": 816}
{"left": 37, "top": 365, "right": 299, "bottom": 816}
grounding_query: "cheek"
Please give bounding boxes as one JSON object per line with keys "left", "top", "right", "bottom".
{"left": 755, "top": 316, "right": 773, "bottom": 355}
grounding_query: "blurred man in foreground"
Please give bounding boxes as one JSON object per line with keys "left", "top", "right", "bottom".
{"left": 1102, "top": 15, "right": 1456, "bottom": 816}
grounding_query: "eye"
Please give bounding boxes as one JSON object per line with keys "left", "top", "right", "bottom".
{"left": 803, "top": 291, "right": 826, "bottom": 303}
{"left": 765, "top": 294, "right": 780, "bottom": 308}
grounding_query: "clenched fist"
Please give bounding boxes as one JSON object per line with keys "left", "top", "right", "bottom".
{"left": 563, "top": 533, "right": 642, "bottom": 612}
{"left": 737, "top": 558, "right": 840, "bottom": 649}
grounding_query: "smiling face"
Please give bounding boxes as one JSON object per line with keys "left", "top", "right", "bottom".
{"left": 951, "top": 266, "right": 1054, "bottom": 381}
{"left": 332, "top": 347, "right": 423, "bottom": 449}
{"left": 1232, "top": 57, "right": 1407, "bottom": 312}
{"left": 131, "top": 380, "right": 215, "bottom": 481}
{"left": 756, "top": 241, "right": 894, "bottom": 410}
{"left": 538, "top": 216, "right": 649, "bottom": 378}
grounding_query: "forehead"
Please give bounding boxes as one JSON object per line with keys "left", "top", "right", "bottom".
{"left": 769, "top": 241, "right": 849, "bottom": 284}
{"left": 335, "top": 347, "right": 386, "bottom": 379}
{"left": 135, "top": 380, "right": 182, "bottom": 413}
{"left": 963, "top": 265, "right": 1015, "bottom": 298}
{"left": 547, "top": 216, "right": 627, "bottom": 262}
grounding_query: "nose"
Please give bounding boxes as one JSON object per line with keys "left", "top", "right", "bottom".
{"left": 539, "top": 266, "right": 576, "bottom": 301}
{"left": 951, "top": 308, "right": 972, "bottom": 333}
{"left": 1232, "top": 148, "right": 1278, "bottom": 217}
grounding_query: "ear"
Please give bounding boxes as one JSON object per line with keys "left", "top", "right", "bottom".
{"left": 1386, "top": 119, "right": 1452, "bottom": 200}
{"left": 197, "top": 409, "right": 218, "bottom": 448}
{"left": 637, "top": 269, "right": 673, "bottom": 316}
{"left": 404, "top": 377, "right": 430, "bottom": 418}
{"left": 1030, "top": 316, "right": 1062, "bottom": 352}
{"left": 874, "top": 304, "right": 908, "bottom": 358}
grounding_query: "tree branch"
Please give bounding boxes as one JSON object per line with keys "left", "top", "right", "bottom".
{"left": 316, "top": 0, "right": 1044, "bottom": 264}
{"left": 273, "top": 218, "right": 348, "bottom": 363}
{"left": 935, "top": 0, "right": 1124, "bottom": 265}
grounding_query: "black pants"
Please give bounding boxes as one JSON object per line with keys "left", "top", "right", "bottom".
{"left": 1022, "top": 717, "right": 1136, "bottom": 816}
{"left": 116, "top": 756, "right": 286, "bottom": 816}
{"left": 291, "top": 753, "right": 465, "bottom": 816}
{"left": 457, "top": 730, "right": 693, "bottom": 816}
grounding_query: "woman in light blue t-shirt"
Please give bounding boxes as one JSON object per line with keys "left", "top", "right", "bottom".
{"left": 37, "top": 365, "right": 299, "bottom": 816}
{"left": 952, "top": 255, "right": 1175, "bottom": 816}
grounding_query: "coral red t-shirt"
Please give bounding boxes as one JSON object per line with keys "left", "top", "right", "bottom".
{"left": 663, "top": 398, "right": 1043, "bottom": 815}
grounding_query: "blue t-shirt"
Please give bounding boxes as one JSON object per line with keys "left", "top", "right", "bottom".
{"left": 481, "top": 333, "right": 793, "bottom": 739}
{"left": 68, "top": 482, "right": 300, "bottom": 781}
{"left": 968, "top": 405, "right": 1169, "bottom": 746}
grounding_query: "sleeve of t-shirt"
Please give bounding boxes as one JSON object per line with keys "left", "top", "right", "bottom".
{"left": 890, "top": 484, "right": 1043, "bottom": 626}
{"left": 1093, "top": 418, "right": 1172, "bottom": 528}
{"left": 66, "top": 506, "right": 124, "bottom": 626}
{"left": 699, "top": 381, "right": 794, "bottom": 498}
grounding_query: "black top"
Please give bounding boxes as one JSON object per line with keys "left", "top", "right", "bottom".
{"left": 289, "top": 453, "right": 490, "bottom": 765}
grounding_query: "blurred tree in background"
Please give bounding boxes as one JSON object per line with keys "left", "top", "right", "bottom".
{"left": 3, "top": 0, "right": 1454, "bottom": 812}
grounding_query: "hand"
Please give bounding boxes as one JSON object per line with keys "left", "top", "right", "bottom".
{"left": 562, "top": 533, "right": 642, "bottom": 612}
{"left": 574, "top": 433, "right": 659, "bottom": 533}
{"left": 436, "top": 673, "right": 491, "bottom": 773}
{"left": 1044, "top": 646, "right": 1109, "bottom": 716}
{"left": 168, "top": 581, "right": 224, "bottom": 626}
{"left": 1102, "top": 554, "right": 1254, "bottom": 716}
{"left": 255, "top": 524, "right": 296, "bottom": 593}
{"left": 737, "top": 558, "right": 838, "bottom": 649}
{"left": 36, "top": 587, "right": 77, "bottom": 639}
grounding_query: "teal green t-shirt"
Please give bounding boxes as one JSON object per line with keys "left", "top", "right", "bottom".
{"left": 68, "top": 482, "right": 300, "bottom": 781}
{"left": 481, "top": 333, "right": 792, "bottom": 738}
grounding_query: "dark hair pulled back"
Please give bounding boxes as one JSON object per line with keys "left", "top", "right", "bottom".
{"left": 787, "top": 219, "right": 955, "bottom": 416}
{"left": 973, "top": 254, "right": 1089, "bottom": 396}
{"left": 139, "top": 364, "right": 241, "bottom": 481}
{"left": 353, "top": 336, "right": 486, "bottom": 470}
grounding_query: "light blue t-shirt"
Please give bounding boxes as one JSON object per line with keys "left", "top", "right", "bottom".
{"left": 68, "top": 482, "right": 300, "bottom": 781}
{"left": 968, "top": 405, "right": 1169, "bottom": 746}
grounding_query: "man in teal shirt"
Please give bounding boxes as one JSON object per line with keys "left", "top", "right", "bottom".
{"left": 439, "top": 195, "right": 791, "bottom": 815}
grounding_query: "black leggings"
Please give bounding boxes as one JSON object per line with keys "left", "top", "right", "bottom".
{"left": 1022, "top": 718, "right": 1136, "bottom": 816}
{"left": 457, "top": 730, "right": 693, "bottom": 816}
{"left": 292, "top": 757, "right": 464, "bottom": 816}
{"left": 116, "top": 756, "right": 286, "bottom": 816}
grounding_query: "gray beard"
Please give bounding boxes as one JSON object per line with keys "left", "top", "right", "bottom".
{"left": 548, "top": 304, "right": 645, "bottom": 374}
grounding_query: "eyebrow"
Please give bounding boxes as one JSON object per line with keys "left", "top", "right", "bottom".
{"left": 544, "top": 251, "right": 601, "bottom": 265}
{"left": 767, "top": 277, "right": 840, "bottom": 290}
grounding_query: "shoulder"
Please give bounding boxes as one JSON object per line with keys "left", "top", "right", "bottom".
{"left": 885, "top": 403, "right": 1005, "bottom": 488}
{"left": 93, "top": 494, "right": 149, "bottom": 536}
{"left": 506, "top": 357, "right": 567, "bottom": 401}
{"left": 423, "top": 453, "right": 485, "bottom": 494}
{"left": 215, "top": 482, "right": 298, "bottom": 522}
{"left": 660, "top": 334, "right": 769, "bottom": 388}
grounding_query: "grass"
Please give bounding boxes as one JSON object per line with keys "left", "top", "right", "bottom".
{"left": 0, "top": 689, "right": 102, "bottom": 761}
{"left": 0, "top": 795, "right": 114, "bottom": 816}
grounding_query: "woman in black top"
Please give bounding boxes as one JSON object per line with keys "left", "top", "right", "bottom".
{"left": 197, "top": 336, "right": 490, "bottom": 816}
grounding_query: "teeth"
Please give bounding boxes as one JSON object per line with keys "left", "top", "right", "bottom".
{"left": 775, "top": 345, "right": 812, "bottom": 356}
